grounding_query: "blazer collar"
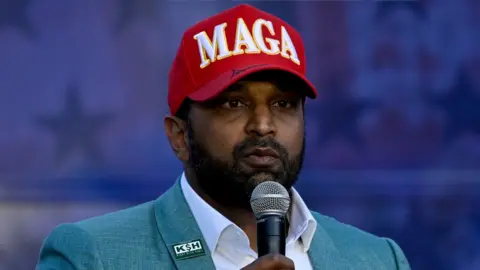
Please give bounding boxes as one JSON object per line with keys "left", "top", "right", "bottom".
{"left": 307, "top": 212, "right": 352, "bottom": 270}
{"left": 154, "top": 176, "right": 215, "bottom": 270}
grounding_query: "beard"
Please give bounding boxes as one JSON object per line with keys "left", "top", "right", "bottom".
{"left": 187, "top": 124, "right": 305, "bottom": 211}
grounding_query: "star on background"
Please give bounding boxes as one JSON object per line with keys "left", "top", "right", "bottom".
{"left": 0, "top": 0, "right": 36, "bottom": 39}
{"left": 114, "top": 0, "right": 158, "bottom": 35}
{"left": 36, "top": 85, "right": 114, "bottom": 165}
{"left": 432, "top": 67, "right": 480, "bottom": 142}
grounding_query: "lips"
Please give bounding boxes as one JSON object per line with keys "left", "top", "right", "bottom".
{"left": 245, "top": 147, "right": 280, "bottom": 158}
{"left": 242, "top": 147, "right": 280, "bottom": 168}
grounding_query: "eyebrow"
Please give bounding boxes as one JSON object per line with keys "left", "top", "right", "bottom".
{"left": 223, "top": 82, "right": 246, "bottom": 93}
{"left": 224, "top": 80, "right": 295, "bottom": 94}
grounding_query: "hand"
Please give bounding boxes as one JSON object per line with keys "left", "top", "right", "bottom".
{"left": 241, "top": 254, "right": 294, "bottom": 269}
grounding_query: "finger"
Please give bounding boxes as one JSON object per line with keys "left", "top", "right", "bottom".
{"left": 258, "top": 254, "right": 295, "bottom": 269}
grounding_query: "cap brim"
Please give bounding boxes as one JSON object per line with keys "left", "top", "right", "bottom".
{"left": 188, "top": 64, "right": 317, "bottom": 102}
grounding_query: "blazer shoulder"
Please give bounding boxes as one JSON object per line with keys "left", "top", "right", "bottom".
{"left": 37, "top": 223, "right": 104, "bottom": 270}
{"left": 310, "top": 211, "right": 411, "bottom": 270}
{"left": 310, "top": 210, "right": 386, "bottom": 245}
{"left": 73, "top": 200, "right": 155, "bottom": 236}
{"left": 37, "top": 200, "right": 174, "bottom": 270}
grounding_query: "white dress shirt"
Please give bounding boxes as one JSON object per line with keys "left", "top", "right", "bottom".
{"left": 181, "top": 173, "right": 317, "bottom": 270}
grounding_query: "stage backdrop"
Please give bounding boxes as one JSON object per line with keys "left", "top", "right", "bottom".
{"left": 0, "top": 1, "right": 479, "bottom": 269}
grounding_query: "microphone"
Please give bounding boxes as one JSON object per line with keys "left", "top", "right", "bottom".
{"left": 250, "top": 181, "right": 291, "bottom": 257}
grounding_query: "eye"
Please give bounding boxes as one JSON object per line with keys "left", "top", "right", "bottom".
{"left": 273, "top": 100, "right": 294, "bottom": 108}
{"left": 221, "top": 99, "right": 246, "bottom": 109}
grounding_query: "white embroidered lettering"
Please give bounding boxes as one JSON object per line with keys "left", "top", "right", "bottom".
{"left": 194, "top": 18, "right": 300, "bottom": 69}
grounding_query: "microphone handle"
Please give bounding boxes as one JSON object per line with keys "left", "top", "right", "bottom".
{"left": 257, "top": 214, "right": 286, "bottom": 257}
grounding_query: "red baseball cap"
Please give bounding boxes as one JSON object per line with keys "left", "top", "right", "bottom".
{"left": 168, "top": 4, "right": 317, "bottom": 115}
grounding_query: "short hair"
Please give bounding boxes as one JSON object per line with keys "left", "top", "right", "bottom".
{"left": 175, "top": 98, "right": 192, "bottom": 122}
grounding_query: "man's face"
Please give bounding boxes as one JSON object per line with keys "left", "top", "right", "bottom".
{"left": 186, "top": 72, "right": 306, "bottom": 210}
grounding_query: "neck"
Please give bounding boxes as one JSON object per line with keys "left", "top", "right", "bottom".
{"left": 184, "top": 168, "right": 259, "bottom": 251}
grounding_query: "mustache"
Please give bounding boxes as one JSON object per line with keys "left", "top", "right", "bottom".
{"left": 233, "top": 137, "right": 289, "bottom": 160}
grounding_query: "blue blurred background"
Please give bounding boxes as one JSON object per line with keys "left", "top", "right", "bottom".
{"left": 0, "top": 0, "right": 479, "bottom": 269}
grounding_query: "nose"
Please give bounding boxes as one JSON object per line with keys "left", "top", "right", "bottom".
{"left": 245, "top": 105, "right": 276, "bottom": 137}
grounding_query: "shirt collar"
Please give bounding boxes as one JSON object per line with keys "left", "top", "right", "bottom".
{"left": 288, "top": 187, "right": 317, "bottom": 251}
{"left": 181, "top": 172, "right": 317, "bottom": 253}
{"left": 181, "top": 173, "right": 233, "bottom": 253}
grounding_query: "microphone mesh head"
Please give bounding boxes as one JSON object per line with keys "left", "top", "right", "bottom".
{"left": 250, "top": 181, "right": 290, "bottom": 218}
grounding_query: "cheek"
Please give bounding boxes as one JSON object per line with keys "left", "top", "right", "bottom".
{"left": 201, "top": 123, "right": 245, "bottom": 160}
{"left": 277, "top": 120, "right": 304, "bottom": 155}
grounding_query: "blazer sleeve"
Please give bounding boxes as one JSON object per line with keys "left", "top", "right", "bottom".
{"left": 35, "top": 223, "right": 104, "bottom": 270}
{"left": 384, "top": 238, "right": 411, "bottom": 270}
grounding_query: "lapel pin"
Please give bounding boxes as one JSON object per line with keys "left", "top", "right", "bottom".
{"left": 172, "top": 239, "right": 206, "bottom": 260}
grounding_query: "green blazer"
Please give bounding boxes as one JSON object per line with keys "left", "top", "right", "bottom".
{"left": 36, "top": 179, "right": 411, "bottom": 270}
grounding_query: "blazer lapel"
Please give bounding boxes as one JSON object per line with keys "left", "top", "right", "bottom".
{"left": 154, "top": 177, "right": 215, "bottom": 270}
{"left": 307, "top": 217, "right": 351, "bottom": 270}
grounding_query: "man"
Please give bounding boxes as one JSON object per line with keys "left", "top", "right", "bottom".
{"left": 36, "top": 4, "right": 410, "bottom": 270}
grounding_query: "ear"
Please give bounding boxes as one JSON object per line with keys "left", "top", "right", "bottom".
{"left": 164, "top": 116, "right": 189, "bottom": 162}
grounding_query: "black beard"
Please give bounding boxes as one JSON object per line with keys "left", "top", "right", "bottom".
{"left": 187, "top": 124, "right": 305, "bottom": 211}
